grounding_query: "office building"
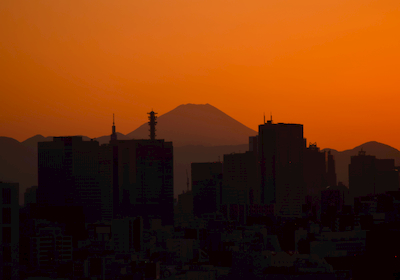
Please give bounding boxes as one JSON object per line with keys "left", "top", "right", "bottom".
{"left": 29, "top": 226, "right": 73, "bottom": 271}
{"left": 37, "top": 136, "right": 110, "bottom": 223}
{"left": 304, "top": 143, "right": 328, "bottom": 198}
{"left": 223, "top": 151, "right": 260, "bottom": 205}
{"left": 191, "top": 162, "right": 223, "bottom": 219}
{"left": 257, "top": 119, "right": 306, "bottom": 217}
{"left": 109, "top": 112, "right": 174, "bottom": 228}
{"left": 112, "top": 216, "right": 143, "bottom": 254}
{"left": 349, "top": 150, "right": 399, "bottom": 200}
{"left": 110, "top": 138, "right": 173, "bottom": 228}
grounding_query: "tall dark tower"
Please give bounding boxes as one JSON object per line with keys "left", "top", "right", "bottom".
{"left": 258, "top": 121, "right": 306, "bottom": 218}
{"left": 111, "top": 113, "right": 117, "bottom": 142}
{"left": 148, "top": 110, "right": 157, "bottom": 140}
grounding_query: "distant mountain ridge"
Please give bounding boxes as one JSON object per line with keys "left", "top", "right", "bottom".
{"left": 126, "top": 103, "right": 257, "bottom": 147}
{"left": 21, "top": 104, "right": 257, "bottom": 148}
{"left": 322, "top": 141, "right": 400, "bottom": 187}
{"left": 1, "top": 104, "right": 400, "bottom": 204}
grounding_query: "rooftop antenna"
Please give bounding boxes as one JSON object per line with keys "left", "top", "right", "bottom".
{"left": 147, "top": 110, "right": 157, "bottom": 140}
{"left": 264, "top": 112, "right": 266, "bottom": 124}
{"left": 270, "top": 112, "right": 273, "bottom": 123}
{"left": 111, "top": 113, "right": 117, "bottom": 141}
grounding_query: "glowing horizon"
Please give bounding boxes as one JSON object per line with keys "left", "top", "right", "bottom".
{"left": 1, "top": 0, "right": 400, "bottom": 151}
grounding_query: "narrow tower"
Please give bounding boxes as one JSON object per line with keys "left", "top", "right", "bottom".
{"left": 148, "top": 110, "right": 157, "bottom": 140}
{"left": 111, "top": 113, "right": 117, "bottom": 141}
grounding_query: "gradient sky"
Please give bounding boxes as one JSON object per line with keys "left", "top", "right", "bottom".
{"left": 1, "top": 0, "right": 400, "bottom": 151}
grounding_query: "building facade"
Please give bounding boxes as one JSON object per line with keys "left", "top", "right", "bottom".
{"left": 258, "top": 121, "right": 307, "bottom": 217}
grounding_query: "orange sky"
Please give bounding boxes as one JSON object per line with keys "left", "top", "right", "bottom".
{"left": 1, "top": 0, "right": 400, "bottom": 151}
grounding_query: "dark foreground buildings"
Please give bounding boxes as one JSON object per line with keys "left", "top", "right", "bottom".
{"left": 0, "top": 182, "right": 19, "bottom": 280}
{"left": 36, "top": 111, "right": 173, "bottom": 228}
{"left": 37, "top": 137, "right": 107, "bottom": 223}
{"left": 191, "top": 162, "right": 223, "bottom": 219}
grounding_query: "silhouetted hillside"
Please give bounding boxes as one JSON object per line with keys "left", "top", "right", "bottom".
{"left": 0, "top": 137, "right": 37, "bottom": 204}
{"left": 323, "top": 141, "right": 400, "bottom": 187}
{"left": 126, "top": 104, "right": 257, "bottom": 147}
{"left": 21, "top": 134, "right": 92, "bottom": 152}
{"left": 3, "top": 102, "right": 400, "bottom": 205}
{"left": 94, "top": 132, "right": 129, "bottom": 145}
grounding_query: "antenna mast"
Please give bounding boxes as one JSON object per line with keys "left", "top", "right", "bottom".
{"left": 111, "top": 113, "right": 117, "bottom": 141}
{"left": 148, "top": 110, "right": 157, "bottom": 140}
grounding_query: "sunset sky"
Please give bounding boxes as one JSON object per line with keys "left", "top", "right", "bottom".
{"left": 1, "top": 0, "right": 400, "bottom": 151}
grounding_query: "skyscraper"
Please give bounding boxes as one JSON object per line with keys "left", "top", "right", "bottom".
{"left": 223, "top": 151, "right": 260, "bottom": 205}
{"left": 257, "top": 119, "right": 306, "bottom": 217}
{"left": 304, "top": 143, "right": 327, "bottom": 198}
{"left": 37, "top": 137, "right": 110, "bottom": 223}
{"left": 110, "top": 112, "right": 174, "bottom": 228}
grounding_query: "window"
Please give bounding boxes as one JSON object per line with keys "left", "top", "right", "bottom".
{"left": 2, "top": 188, "right": 11, "bottom": 204}
{"left": 3, "top": 246, "right": 11, "bottom": 262}
{"left": 2, "top": 227, "right": 11, "bottom": 243}
{"left": 2, "top": 207, "right": 11, "bottom": 224}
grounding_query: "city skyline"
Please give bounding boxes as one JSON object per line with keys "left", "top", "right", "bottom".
{"left": 2, "top": 110, "right": 400, "bottom": 279}
{"left": 2, "top": 1, "right": 400, "bottom": 279}
{"left": 1, "top": 0, "right": 400, "bottom": 151}
{"left": 2, "top": 103, "right": 400, "bottom": 152}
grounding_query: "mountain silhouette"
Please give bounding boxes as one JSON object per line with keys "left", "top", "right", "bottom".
{"left": 2, "top": 103, "right": 400, "bottom": 204}
{"left": 0, "top": 137, "right": 37, "bottom": 204}
{"left": 126, "top": 103, "right": 257, "bottom": 147}
{"left": 323, "top": 141, "right": 400, "bottom": 187}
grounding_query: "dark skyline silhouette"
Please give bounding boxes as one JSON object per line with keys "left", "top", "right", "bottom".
{"left": 2, "top": 104, "right": 400, "bottom": 205}
{"left": 2, "top": 105, "right": 400, "bottom": 280}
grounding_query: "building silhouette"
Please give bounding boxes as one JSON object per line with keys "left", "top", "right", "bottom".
{"left": 304, "top": 143, "right": 328, "bottom": 198}
{"left": 349, "top": 150, "right": 399, "bottom": 201}
{"left": 326, "top": 151, "right": 337, "bottom": 187}
{"left": 257, "top": 119, "right": 306, "bottom": 217}
{"left": 222, "top": 151, "right": 260, "bottom": 206}
{"left": 0, "top": 181, "right": 19, "bottom": 280}
{"left": 37, "top": 136, "right": 109, "bottom": 223}
{"left": 175, "top": 189, "right": 194, "bottom": 228}
{"left": 109, "top": 112, "right": 174, "bottom": 228}
{"left": 191, "top": 162, "right": 222, "bottom": 219}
